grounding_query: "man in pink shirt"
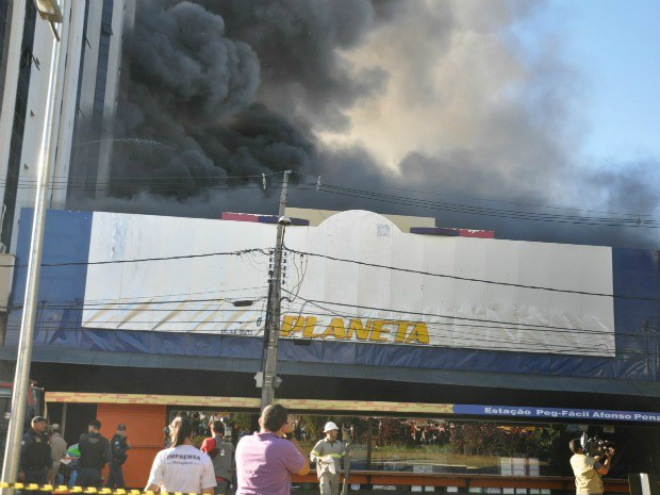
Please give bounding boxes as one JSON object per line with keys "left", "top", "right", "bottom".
{"left": 236, "top": 404, "right": 310, "bottom": 495}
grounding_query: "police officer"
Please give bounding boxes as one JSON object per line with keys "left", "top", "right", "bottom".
{"left": 19, "top": 416, "right": 52, "bottom": 485}
{"left": 106, "top": 424, "right": 130, "bottom": 489}
{"left": 77, "top": 419, "right": 111, "bottom": 489}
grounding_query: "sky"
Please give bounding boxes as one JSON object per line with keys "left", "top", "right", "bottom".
{"left": 87, "top": 0, "right": 660, "bottom": 249}
{"left": 529, "top": 0, "right": 660, "bottom": 163}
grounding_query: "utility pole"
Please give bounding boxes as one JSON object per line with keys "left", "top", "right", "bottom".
{"left": 1, "top": 1, "right": 64, "bottom": 489}
{"left": 260, "top": 170, "right": 292, "bottom": 410}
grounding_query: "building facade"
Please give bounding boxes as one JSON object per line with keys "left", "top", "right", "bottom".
{"left": 0, "top": 208, "right": 658, "bottom": 487}
{"left": 0, "top": 0, "right": 134, "bottom": 253}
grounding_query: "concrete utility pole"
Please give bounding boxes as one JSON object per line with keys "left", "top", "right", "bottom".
{"left": 1, "top": 0, "right": 63, "bottom": 489}
{"left": 260, "top": 170, "right": 292, "bottom": 410}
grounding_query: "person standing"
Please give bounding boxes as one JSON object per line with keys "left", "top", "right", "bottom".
{"left": 49, "top": 423, "right": 67, "bottom": 484}
{"left": 146, "top": 417, "right": 216, "bottom": 494}
{"left": 310, "top": 422, "right": 346, "bottom": 495}
{"left": 106, "top": 424, "right": 130, "bottom": 489}
{"left": 77, "top": 419, "right": 112, "bottom": 488}
{"left": 201, "top": 420, "right": 235, "bottom": 495}
{"left": 18, "top": 416, "right": 52, "bottom": 485}
{"left": 235, "top": 404, "right": 310, "bottom": 495}
{"left": 569, "top": 438, "right": 615, "bottom": 495}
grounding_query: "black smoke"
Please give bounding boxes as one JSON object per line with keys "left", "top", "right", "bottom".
{"left": 107, "top": 0, "right": 318, "bottom": 201}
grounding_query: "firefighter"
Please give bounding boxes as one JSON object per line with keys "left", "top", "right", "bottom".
{"left": 310, "top": 422, "right": 346, "bottom": 495}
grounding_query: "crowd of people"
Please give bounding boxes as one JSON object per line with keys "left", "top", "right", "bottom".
{"left": 20, "top": 409, "right": 615, "bottom": 495}
{"left": 146, "top": 405, "right": 346, "bottom": 495}
{"left": 18, "top": 405, "right": 344, "bottom": 495}
{"left": 19, "top": 416, "right": 130, "bottom": 489}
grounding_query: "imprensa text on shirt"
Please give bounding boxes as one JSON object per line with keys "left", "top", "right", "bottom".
{"left": 166, "top": 453, "right": 202, "bottom": 462}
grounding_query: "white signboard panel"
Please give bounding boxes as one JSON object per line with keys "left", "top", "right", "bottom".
{"left": 83, "top": 210, "right": 615, "bottom": 356}
{"left": 82, "top": 212, "right": 273, "bottom": 334}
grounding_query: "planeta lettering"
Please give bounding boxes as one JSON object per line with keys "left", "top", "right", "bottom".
{"left": 280, "top": 315, "right": 430, "bottom": 345}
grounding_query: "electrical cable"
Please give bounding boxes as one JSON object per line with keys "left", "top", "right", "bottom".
{"left": 0, "top": 248, "right": 270, "bottom": 269}
{"left": 292, "top": 172, "right": 658, "bottom": 219}
{"left": 279, "top": 288, "right": 653, "bottom": 340}
{"left": 279, "top": 295, "right": 652, "bottom": 357}
{"left": 290, "top": 174, "right": 660, "bottom": 228}
{"left": 284, "top": 247, "right": 659, "bottom": 302}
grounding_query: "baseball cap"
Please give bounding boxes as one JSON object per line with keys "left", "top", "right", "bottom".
{"left": 31, "top": 416, "right": 47, "bottom": 425}
{"left": 50, "top": 423, "right": 61, "bottom": 430}
{"left": 117, "top": 424, "right": 126, "bottom": 431}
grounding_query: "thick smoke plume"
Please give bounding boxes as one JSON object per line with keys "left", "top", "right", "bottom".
{"left": 73, "top": 0, "right": 660, "bottom": 249}
{"left": 109, "top": 0, "right": 316, "bottom": 199}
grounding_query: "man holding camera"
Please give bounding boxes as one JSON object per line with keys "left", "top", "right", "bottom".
{"left": 569, "top": 438, "right": 615, "bottom": 495}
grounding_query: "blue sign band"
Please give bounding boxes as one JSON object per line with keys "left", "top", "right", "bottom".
{"left": 453, "top": 405, "right": 660, "bottom": 423}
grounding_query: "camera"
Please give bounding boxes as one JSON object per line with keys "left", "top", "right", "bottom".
{"left": 580, "top": 432, "right": 614, "bottom": 457}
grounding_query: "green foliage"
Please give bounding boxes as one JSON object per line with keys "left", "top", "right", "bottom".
{"left": 305, "top": 415, "right": 328, "bottom": 441}
{"left": 450, "top": 423, "right": 561, "bottom": 459}
{"left": 231, "top": 413, "right": 253, "bottom": 433}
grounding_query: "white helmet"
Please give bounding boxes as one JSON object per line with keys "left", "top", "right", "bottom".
{"left": 323, "top": 421, "right": 339, "bottom": 433}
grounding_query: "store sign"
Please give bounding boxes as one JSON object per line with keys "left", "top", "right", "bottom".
{"left": 83, "top": 211, "right": 616, "bottom": 357}
{"left": 454, "top": 404, "right": 660, "bottom": 423}
{"left": 280, "top": 315, "right": 430, "bottom": 344}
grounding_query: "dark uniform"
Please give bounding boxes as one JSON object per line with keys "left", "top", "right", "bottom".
{"left": 20, "top": 429, "right": 51, "bottom": 484}
{"left": 106, "top": 434, "right": 130, "bottom": 489}
{"left": 77, "top": 432, "right": 111, "bottom": 488}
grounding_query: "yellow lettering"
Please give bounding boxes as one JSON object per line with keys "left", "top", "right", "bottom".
{"left": 346, "top": 319, "right": 370, "bottom": 340}
{"left": 369, "top": 320, "right": 391, "bottom": 342}
{"left": 322, "top": 318, "right": 346, "bottom": 339}
{"left": 302, "top": 317, "right": 318, "bottom": 338}
{"left": 395, "top": 321, "right": 411, "bottom": 342}
{"left": 280, "top": 315, "right": 304, "bottom": 337}
{"left": 405, "top": 322, "right": 430, "bottom": 344}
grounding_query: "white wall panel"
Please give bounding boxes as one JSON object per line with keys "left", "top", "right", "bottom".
{"left": 83, "top": 210, "right": 615, "bottom": 356}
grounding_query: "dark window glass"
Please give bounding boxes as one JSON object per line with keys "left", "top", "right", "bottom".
{"left": 1, "top": 2, "right": 37, "bottom": 248}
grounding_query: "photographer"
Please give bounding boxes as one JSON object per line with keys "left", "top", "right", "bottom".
{"left": 569, "top": 438, "right": 615, "bottom": 495}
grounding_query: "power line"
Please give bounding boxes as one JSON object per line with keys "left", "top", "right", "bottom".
{"left": 312, "top": 184, "right": 660, "bottom": 228}
{"left": 293, "top": 171, "right": 657, "bottom": 219}
{"left": 284, "top": 248, "right": 658, "bottom": 302}
{"left": 68, "top": 285, "right": 268, "bottom": 304}
{"left": 17, "top": 293, "right": 269, "bottom": 312}
{"left": 0, "top": 172, "right": 280, "bottom": 184}
{"left": 10, "top": 288, "right": 648, "bottom": 342}
{"left": 280, "top": 288, "right": 654, "bottom": 340}
{"left": 279, "top": 294, "right": 657, "bottom": 358}
{"left": 0, "top": 248, "right": 270, "bottom": 269}
{"left": 290, "top": 175, "right": 660, "bottom": 228}
{"left": 2, "top": 290, "right": 652, "bottom": 358}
